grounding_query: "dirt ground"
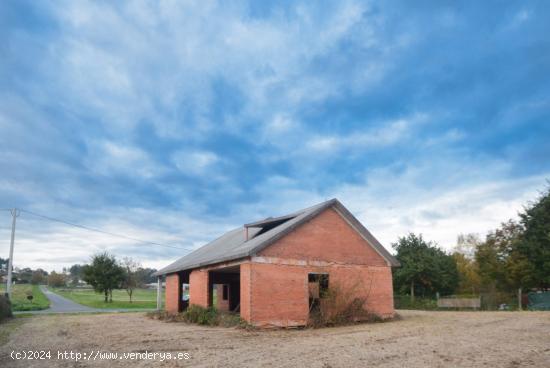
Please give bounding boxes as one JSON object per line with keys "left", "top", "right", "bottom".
{"left": 1, "top": 310, "right": 549, "bottom": 367}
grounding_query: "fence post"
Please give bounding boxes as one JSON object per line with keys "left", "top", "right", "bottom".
{"left": 518, "top": 287, "right": 522, "bottom": 311}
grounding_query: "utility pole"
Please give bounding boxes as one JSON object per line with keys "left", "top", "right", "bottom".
{"left": 6, "top": 208, "right": 19, "bottom": 299}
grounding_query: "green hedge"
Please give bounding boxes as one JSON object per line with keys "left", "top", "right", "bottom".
{"left": 0, "top": 295, "right": 13, "bottom": 322}
{"left": 393, "top": 295, "right": 438, "bottom": 310}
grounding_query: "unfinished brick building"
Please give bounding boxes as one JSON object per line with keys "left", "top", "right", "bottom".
{"left": 156, "top": 199, "right": 400, "bottom": 327}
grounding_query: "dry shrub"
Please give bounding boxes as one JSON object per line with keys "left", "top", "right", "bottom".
{"left": 308, "top": 279, "right": 383, "bottom": 327}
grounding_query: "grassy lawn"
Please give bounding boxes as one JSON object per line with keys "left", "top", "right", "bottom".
{"left": 0, "top": 284, "right": 50, "bottom": 311}
{"left": 51, "top": 287, "right": 160, "bottom": 309}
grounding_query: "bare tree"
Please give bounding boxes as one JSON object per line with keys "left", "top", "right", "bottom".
{"left": 121, "top": 257, "right": 141, "bottom": 303}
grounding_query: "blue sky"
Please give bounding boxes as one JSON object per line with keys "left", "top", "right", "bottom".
{"left": 1, "top": 0, "right": 549, "bottom": 271}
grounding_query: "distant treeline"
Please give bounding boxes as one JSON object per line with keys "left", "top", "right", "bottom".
{"left": 0, "top": 257, "right": 158, "bottom": 288}
{"left": 393, "top": 184, "right": 550, "bottom": 298}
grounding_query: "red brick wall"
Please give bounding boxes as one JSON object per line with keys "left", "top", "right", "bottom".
{"left": 165, "top": 273, "right": 180, "bottom": 314}
{"left": 242, "top": 207, "right": 394, "bottom": 326}
{"left": 245, "top": 262, "right": 394, "bottom": 327}
{"left": 259, "top": 208, "right": 388, "bottom": 266}
{"left": 166, "top": 207, "right": 394, "bottom": 326}
{"left": 240, "top": 262, "right": 251, "bottom": 322}
{"left": 248, "top": 262, "right": 309, "bottom": 327}
{"left": 329, "top": 265, "right": 394, "bottom": 317}
{"left": 215, "top": 284, "right": 230, "bottom": 311}
{"left": 189, "top": 269, "right": 210, "bottom": 307}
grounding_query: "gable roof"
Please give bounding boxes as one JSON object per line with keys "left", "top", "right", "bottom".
{"left": 155, "top": 199, "right": 399, "bottom": 276}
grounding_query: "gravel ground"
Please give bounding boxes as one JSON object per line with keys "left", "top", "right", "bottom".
{"left": 1, "top": 310, "right": 549, "bottom": 367}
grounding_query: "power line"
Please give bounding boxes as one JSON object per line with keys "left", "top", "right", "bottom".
{"left": 18, "top": 209, "right": 194, "bottom": 251}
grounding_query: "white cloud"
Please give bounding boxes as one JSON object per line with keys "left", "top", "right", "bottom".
{"left": 172, "top": 150, "right": 219, "bottom": 176}
{"left": 2, "top": 0, "right": 548, "bottom": 275}
{"left": 336, "top": 168, "right": 548, "bottom": 250}
{"left": 0, "top": 205, "right": 234, "bottom": 272}
{"left": 85, "top": 140, "right": 162, "bottom": 178}
{"left": 3, "top": 163, "right": 548, "bottom": 272}
{"left": 230, "top": 159, "right": 549, "bottom": 253}
{"left": 266, "top": 114, "right": 295, "bottom": 134}
{"left": 37, "top": 0, "right": 391, "bottom": 139}
{"left": 306, "top": 114, "right": 427, "bottom": 153}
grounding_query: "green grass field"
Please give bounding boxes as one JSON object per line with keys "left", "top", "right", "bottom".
{"left": 0, "top": 284, "right": 50, "bottom": 311}
{"left": 51, "top": 287, "right": 161, "bottom": 309}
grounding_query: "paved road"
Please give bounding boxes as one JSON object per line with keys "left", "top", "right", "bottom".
{"left": 39, "top": 286, "right": 97, "bottom": 313}
{"left": 13, "top": 286, "right": 155, "bottom": 315}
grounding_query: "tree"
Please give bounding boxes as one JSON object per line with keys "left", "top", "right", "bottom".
{"left": 47, "top": 271, "right": 67, "bottom": 287}
{"left": 135, "top": 267, "right": 158, "bottom": 285}
{"left": 475, "top": 235, "right": 505, "bottom": 292}
{"left": 475, "top": 220, "right": 527, "bottom": 292}
{"left": 452, "top": 234, "right": 482, "bottom": 294}
{"left": 82, "top": 252, "right": 125, "bottom": 303}
{"left": 31, "top": 269, "right": 48, "bottom": 285}
{"left": 0, "top": 258, "right": 8, "bottom": 276}
{"left": 68, "top": 264, "right": 83, "bottom": 286}
{"left": 516, "top": 186, "right": 550, "bottom": 289}
{"left": 454, "top": 233, "right": 479, "bottom": 259}
{"left": 16, "top": 267, "right": 33, "bottom": 284}
{"left": 393, "top": 233, "right": 459, "bottom": 300}
{"left": 121, "top": 257, "right": 141, "bottom": 303}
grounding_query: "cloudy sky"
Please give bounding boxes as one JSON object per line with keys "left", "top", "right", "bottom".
{"left": 1, "top": 0, "right": 549, "bottom": 272}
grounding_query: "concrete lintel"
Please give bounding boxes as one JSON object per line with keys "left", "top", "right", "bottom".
{"left": 250, "top": 256, "right": 390, "bottom": 269}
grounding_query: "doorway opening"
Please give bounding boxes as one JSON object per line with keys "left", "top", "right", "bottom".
{"left": 308, "top": 273, "right": 329, "bottom": 315}
{"left": 209, "top": 266, "right": 241, "bottom": 313}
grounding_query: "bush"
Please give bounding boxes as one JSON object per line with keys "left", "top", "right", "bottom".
{"left": 47, "top": 272, "right": 67, "bottom": 288}
{"left": 393, "top": 295, "right": 438, "bottom": 310}
{"left": 185, "top": 305, "right": 219, "bottom": 325}
{"left": 147, "top": 305, "right": 247, "bottom": 328}
{"left": 308, "top": 284, "right": 379, "bottom": 328}
{"left": 0, "top": 295, "right": 13, "bottom": 322}
{"left": 480, "top": 291, "right": 518, "bottom": 311}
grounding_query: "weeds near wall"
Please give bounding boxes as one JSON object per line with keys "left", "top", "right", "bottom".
{"left": 147, "top": 305, "right": 250, "bottom": 328}
{"left": 309, "top": 284, "right": 368, "bottom": 327}
{"left": 308, "top": 275, "right": 389, "bottom": 328}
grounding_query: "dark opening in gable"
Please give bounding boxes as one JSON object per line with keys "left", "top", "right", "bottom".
{"left": 244, "top": 214, "right": 297, "bottom": 240}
